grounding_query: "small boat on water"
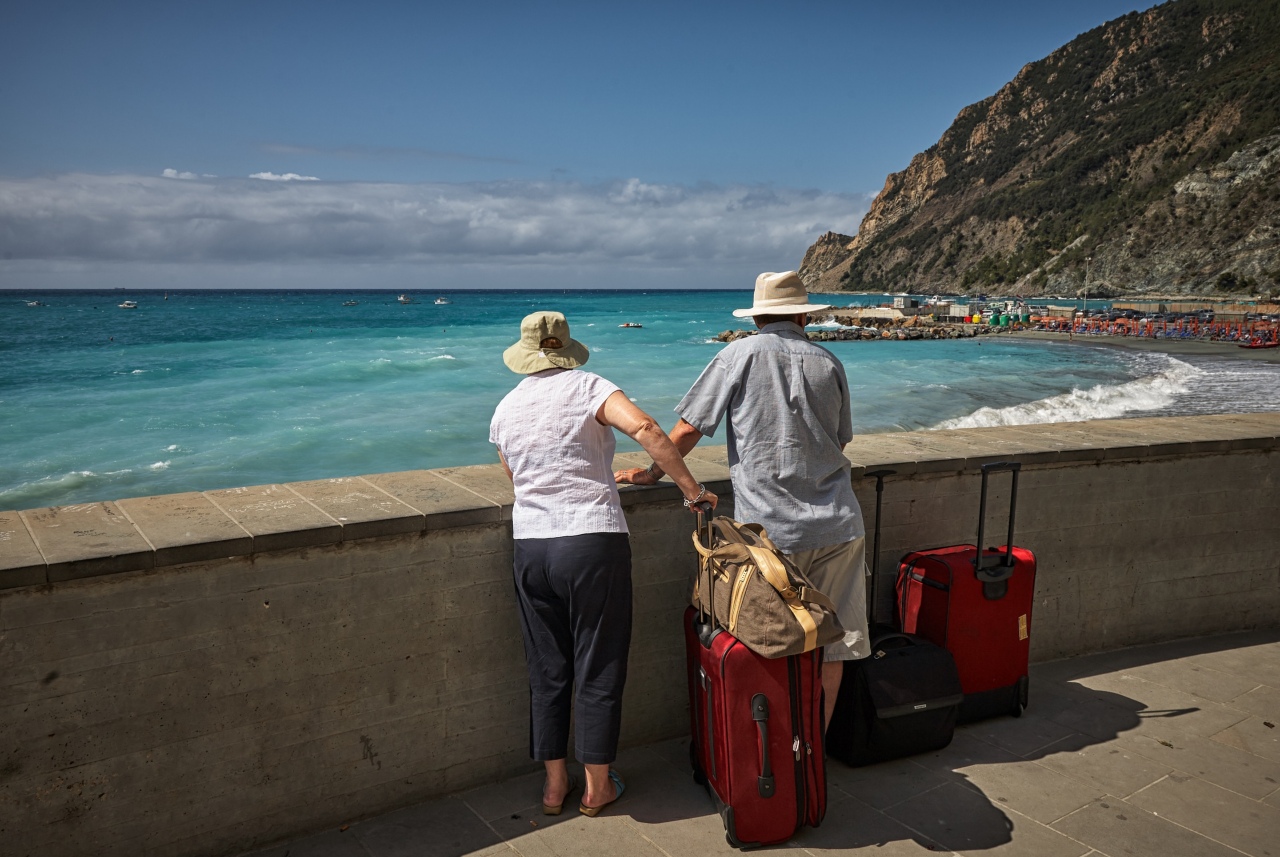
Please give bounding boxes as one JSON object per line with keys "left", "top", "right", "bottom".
{"left": 119, "top": 300, "right": 138, "bottom": 309}
{"left": 397, "top": 294, "right": 414, "bottom": 304}
{"left": 343, "top": 300, "right": 359, "bottom": 306}
{"left": 619, "top": 322, "right": 643, "bottom": 328}
{"left": 25, "top": 300, "right": 44, "bottom": 307}
{"left": 1238, "top": 336, "right": 1279, "bottom": 349}
{"left": 434, "top": 296, "right": 452, "bottom": 305}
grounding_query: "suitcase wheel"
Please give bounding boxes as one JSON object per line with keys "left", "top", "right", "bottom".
{"left": 1011, "top": 675, "right": 1030, "bottom": 718}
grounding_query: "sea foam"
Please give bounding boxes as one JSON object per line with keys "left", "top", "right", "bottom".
{"left": 935, "top": 355, "right": 1203, "bottom": 429}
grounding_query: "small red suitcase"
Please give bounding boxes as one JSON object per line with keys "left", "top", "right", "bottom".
{"left": 895, "top": 462, "right": 1036, "bottom": 723}
{"left": 683, "top": 509, "right": 826, "bottom": 849}
{"left": 684, "top": 607, "right": 826, "bottom": 848}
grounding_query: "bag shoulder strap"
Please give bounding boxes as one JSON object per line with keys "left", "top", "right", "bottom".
{"left": 720, "top": 518, "right": 780, "bottom": 553}
{"left": 797, "top": 586, "right": 838, "bottom": 613}
{"left": 748, "top": 546, "right": 838, "bottom": 612}
{"left": 745, "top": 544, "right": 824, "bottom": 652}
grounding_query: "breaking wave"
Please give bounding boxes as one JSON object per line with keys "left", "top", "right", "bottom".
{"left": 0, "top": 469, "right": 118, "bottom": 509}
{"left": 935, "top": 356, "right": 1204, "bottom": 429}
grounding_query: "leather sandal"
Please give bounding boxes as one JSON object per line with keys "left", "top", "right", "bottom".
{"left": 542, "top": 774, "right": 579, "bottom": 816}
{"left": 579, "top": 770, "right": 625, "bottom": 817}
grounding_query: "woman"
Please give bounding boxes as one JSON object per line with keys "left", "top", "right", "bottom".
{"left": 490, "top": 311, "right": 717, "bottom": 817}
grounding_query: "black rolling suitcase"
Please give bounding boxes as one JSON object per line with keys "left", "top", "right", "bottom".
{"left": 826, "top": 470, "right": 964, "bottom": 767}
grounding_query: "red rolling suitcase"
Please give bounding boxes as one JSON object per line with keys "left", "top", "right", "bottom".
{"left": 684, "top": 608, "right": 826, "bottom": 848}
{"left": 896, "top": 462, "right": 1036, "bottom": 723}
{"left": 684, "top": 511, "right": 826, "bottom": 849}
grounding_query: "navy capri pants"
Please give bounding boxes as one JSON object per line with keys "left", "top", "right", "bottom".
{"left": 512, "top": 532, "right": 633, "bottom": 765}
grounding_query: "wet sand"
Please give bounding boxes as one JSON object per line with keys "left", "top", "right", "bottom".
{"left": 1008, "top": 329, "right": 1280, "bottom": 363}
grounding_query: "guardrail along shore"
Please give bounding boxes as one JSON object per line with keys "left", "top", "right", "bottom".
{"left": 2, "top": 413, "right": 1278, "bottom": 857}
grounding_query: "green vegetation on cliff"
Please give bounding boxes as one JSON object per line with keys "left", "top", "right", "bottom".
{"left": 800, "top": 0, "right": 1280, "bottom": 296}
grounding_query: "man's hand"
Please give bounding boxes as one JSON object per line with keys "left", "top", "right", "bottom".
{"left": 614, "top": 467, "right": 659, "bottom": 486}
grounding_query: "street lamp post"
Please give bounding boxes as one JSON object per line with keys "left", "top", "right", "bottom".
{"left": 1084, "top": 255, "right": 1092, "bottom": 316}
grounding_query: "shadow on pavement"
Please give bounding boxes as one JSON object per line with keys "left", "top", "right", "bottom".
{"left": 625, "top": 639, "right": 1223, "bottom": 852}
{"left": 796, "top": 631, "right": 1265, "bottom": 853}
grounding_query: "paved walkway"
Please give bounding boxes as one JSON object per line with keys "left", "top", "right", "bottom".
{"left": 242, "top": 630, "right": 1280, "bottom": 857}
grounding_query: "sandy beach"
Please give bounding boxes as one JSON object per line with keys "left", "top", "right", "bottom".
{"left": 1007, "top": 329, "right": 1280, "bottom": 363}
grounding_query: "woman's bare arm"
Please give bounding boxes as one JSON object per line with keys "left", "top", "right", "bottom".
{"left": 598, "top": 392, "right": 717, "bottom": 511}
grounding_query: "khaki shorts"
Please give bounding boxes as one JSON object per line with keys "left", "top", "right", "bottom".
{"left": 786, "top": 537, "right": 871, "bottom": 662}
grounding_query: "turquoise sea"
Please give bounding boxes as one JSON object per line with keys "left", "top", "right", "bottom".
{"left": 4, "top": 289, "right": 1279, "bottom": 510}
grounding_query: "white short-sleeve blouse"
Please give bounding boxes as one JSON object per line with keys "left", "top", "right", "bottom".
{"left": 489, "top": 368, "right": 628, "bottom": 539}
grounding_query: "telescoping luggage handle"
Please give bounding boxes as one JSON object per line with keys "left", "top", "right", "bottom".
{"left": 974, "top": 462, "right": 1021, "bottom": 588}
{"left": 864, "top": 469, "right": 897, "bottom": 625}
{"left": 693, "top": 502, "right": 718, "bottom": 646}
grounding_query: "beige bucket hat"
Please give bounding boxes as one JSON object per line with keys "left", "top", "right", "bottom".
{"left": 732, "top": 271, "right": 831, "bottom": 318}
{"left": 502, "top": 311, "right": 590, "bottom": 374}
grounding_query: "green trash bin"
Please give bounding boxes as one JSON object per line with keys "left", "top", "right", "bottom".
{"left": 998, "top": 314, "right": 1009, "bottom": 326}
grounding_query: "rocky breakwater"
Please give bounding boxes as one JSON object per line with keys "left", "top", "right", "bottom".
{"left": 713, "top": 312, "right": 1010, "bottom": 343}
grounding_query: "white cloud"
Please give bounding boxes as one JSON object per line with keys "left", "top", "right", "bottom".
{"left": 0, "top": 173, "right": 868, "bottom": 271}
{"left": 162, "top": 168, "right": 198, "bottom": 180}
{"left": 250, "top": 172, "right": 320, "bottom": 182}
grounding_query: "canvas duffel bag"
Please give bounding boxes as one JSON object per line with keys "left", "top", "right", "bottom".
{"left": 692, "top": 516, "right": 846, "bottom": 658}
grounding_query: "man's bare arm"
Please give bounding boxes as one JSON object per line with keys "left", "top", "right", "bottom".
{"left": 614, "top": 418, "right": 704, "bottom": 485}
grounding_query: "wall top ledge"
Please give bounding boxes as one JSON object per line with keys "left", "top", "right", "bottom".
{"left": 2, "top": 413, "right": 1276, "bottom": 590}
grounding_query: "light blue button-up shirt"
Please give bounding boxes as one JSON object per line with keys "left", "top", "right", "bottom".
{"left": 676, "top": 321, "right": 863, "bottom": 552}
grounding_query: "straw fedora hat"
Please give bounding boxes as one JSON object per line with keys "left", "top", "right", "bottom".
{"left": 503, "top": 311, "right": 590, "bottom": 374}
{"left": 732, "top": 271, "right": 830, "bottom": 318}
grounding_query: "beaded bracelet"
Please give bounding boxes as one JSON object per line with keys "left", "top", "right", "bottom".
{"left": 682, "top": 483, "right": 707, "bottom": 508}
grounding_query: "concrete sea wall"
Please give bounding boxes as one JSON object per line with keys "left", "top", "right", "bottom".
{"left": 2, "top": 414, "right": 1278, "bottom": 856}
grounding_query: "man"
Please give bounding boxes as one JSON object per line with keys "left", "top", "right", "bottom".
{"left": 616, "top": 271, "right": 869, "bottom": 730}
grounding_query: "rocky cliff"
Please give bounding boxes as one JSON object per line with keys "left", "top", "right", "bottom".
{"left": 801, "top": 0, "right": 1280, "bottom": 297}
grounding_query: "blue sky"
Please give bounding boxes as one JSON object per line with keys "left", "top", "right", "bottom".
{"left": 0, "top": 0, "right": 1153, "bottom": 289}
